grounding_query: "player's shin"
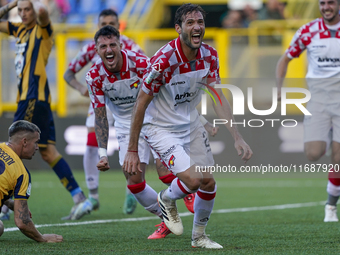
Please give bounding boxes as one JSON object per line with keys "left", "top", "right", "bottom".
{"left": 192, "top": 185, "right": 216, "bottom": 240}
{"left": 127, "top": 180, "right": 161, "bottom": 217}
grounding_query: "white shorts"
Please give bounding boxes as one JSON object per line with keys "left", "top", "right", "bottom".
{"left": 116, "top": 128, "right": 151, "bottom": 166}
{"left": 304, "top": 101, "right": 340, "bottom": 143}
{"left": 142, "top": 123, "right": 214, "bottom": 175}
{"left": 85, "top": 103, "right": 114, "bottom": 128}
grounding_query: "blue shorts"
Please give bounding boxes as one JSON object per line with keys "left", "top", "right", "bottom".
{"left": 14, "top": 99, "right": 56, "bottom": 147}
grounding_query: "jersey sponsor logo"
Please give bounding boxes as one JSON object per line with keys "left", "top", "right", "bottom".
{"left": 0, "top": 148, "right": 15, "bottom": 165}
{"left": 160, "top": 145, "right": 176, "bottom": 158}
{"left": 104, "top": 87, "right": 117, "bottom": 92}
{"left": 175, "top": 90, "right": 199, "bottom": 100}
{"left": 110, "top": 95, "right": 134, "bottom": 102}
{"left": 171, "top": 81, "right": 185, "bottom": 86}
{"left": 168, "top": 155, "right": 176, "bottom": 169}
{"left": 318, "top": 57, "right": 340, "bottom": 63}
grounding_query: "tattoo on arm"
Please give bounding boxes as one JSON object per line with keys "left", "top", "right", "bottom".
{"left": 18, "top": 200, "right": 32, "bottom": 225}
{"left": 94, "top": 107, "right": 108, "bottom": 149}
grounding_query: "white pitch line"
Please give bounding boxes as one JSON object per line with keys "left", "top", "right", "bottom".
{"left": 4, "top": 201, "right": 325, "bottom": 232}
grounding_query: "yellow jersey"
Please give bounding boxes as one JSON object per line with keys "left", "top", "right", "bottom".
{"left": 0, "top": 143, "right": 31, "bottom": 209}
{"left": 7, "top": 21, "right": 53, "bottom": 103}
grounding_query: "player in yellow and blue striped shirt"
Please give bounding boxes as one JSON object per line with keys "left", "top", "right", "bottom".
{"left": 0, "top": 0, "right": 90, "bottom": 220}
{"left": 0, "top": 120, "right": 63, "bottom": 242}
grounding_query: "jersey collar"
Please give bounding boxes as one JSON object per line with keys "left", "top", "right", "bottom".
{"left": 321, "top": 16, "right": 340, "bottom": 31}
{"left": 175, "top": 37, "right": 202, "bottom": 63}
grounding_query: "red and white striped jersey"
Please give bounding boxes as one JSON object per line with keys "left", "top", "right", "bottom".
{"left": 68, "top": 34, "right": 144, "bottom": 73}
{"left": 142, "top": 37, "right": 220, "bottom": 131}
{"left": 286, "top": 18, "right": 340, "bottom": 103}
{"left": 86, "top": 50, "right": 148, "bottom": 129}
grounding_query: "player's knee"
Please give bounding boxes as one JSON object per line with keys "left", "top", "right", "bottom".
{"left": 305, "top": 150, "right": 323, "bottom": 161}
{"left": 127, "top": 174, "right": 144, "bottom": 185}
{"left": 332, "top": 154, "right": 340, "bottom": 165}
{"left": 185, "top": 177, "right": 202, "bottom": 191}
{"left": 200, "top": 178, "right": 216, "bottom": 192}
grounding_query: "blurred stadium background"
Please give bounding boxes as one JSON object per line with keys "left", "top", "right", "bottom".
{"left": 0, "top": 0, "right": 326, "bottom": 170}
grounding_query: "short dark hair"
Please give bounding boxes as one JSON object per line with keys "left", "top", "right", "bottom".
{"left": 98, "top": 9, "right": 118, "bottom": 20}
{"left": 174, "top": 3, "right": 206, "bottom": 27}
{"left": 94, "top": 25, "right": 120, "bottom": 44}
{"left": 8, "top": 120, "right": 40, "bottom": 138}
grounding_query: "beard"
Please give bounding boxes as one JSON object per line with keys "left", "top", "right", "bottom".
{"left": 182, "top": 32, "right": 201, "bottom": 50}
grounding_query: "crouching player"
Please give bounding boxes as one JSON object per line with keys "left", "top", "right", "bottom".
{"left": 0, "top": 120, "right": 63, "bottom": 242}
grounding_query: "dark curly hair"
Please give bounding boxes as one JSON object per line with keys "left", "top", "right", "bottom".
{"left": 174, "top": 3, "right": 206, "bottom": 27}
{"left": 94, "top": 25, "right": 120, "bottom": 44}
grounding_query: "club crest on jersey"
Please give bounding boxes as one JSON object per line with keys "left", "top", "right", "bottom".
{"left": 130, "top": 81, "right": 139, "bottom": 89}
{"left": 168, "top": 155, "right": 176, "bottom": 169}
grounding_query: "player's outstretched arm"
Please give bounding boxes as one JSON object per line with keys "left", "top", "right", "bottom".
{"left": 0, "top": 0, "right": 18, "bottom": 33}
{"left": 14, "top": 200, "right": 63, "bottom": 242}
{"left": 94, "top": 106, "right": 110, "bottom": 171}
{"left": 31, "top": 0, "right": 50, "bottom": 27}
{"left": 276, "top": 54, "right": 292, "bottom": 101}
{"left": 64, "top": 69, "right": 89, "bottom": 97}
{"left": 123, "top": 90, "right": 153, "bottom": 175}
{"left": 212, "top": 88, "right": 253, "bottom": 163}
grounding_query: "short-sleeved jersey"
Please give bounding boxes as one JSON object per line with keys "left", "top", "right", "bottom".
{"left": 8, "top": 21, "right": 53, "bottom": 103}
{"left": 142, "top": 37, "right": 220, "bottom": 131}
{"left": 68, "top": 34, "right": 145, "bottom": 73}
{"left": 286, "top": 18, "right": 340, "bottom": 103}
{"left": 0, "top": 143, "right": 31, "bottom": 209}
{"left": 86, "top": 50, "right": 148, "bottom": 130}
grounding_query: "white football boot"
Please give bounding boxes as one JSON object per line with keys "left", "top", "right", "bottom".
{"left": 191, "top": 234, "right": 223, "bottom": 249}
{"left": 324, "top": 204, "right": 339, "bottom": 222}
{"left": 157, "top": 189, "right": 183, "bottom": 235}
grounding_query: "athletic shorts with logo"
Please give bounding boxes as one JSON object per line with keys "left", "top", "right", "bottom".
{"left": 142, "top": 123, "right": 214, "bottom": 175}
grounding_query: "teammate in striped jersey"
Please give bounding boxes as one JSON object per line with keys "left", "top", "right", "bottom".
{"left": 276, "top": 0, "right": 340, "bottom": 222}
{"left": 64, "top": 9, "right": 145, "bottom": 215}
{"left": 123, "top": 3, "right": 252, "bottom": 248}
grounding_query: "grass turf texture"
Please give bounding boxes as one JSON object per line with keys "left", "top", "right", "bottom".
{"left": 1, "top": 169, "right": 340, "bottom": 254}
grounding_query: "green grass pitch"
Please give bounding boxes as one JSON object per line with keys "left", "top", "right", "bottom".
{"left": 1, "top": 169, "right": 340, "bottom": 254}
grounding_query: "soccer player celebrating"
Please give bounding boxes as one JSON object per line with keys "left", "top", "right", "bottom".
{"left": 87, "top": 25, "right": 176, "bottom": 239}
{"left": 123, "top": 3, "right": 252, "bottom": 249}
{"left": 276, "top": 0, "right": 340, "bottom": 222}
{"left": 64, "top": 9, "right": 144, "bottom": 215}
{"left": 0, "top": 120, "right": 63, "bottom": 243}
{"left": 0, "top": 0, "right": 88, "bottom": 220}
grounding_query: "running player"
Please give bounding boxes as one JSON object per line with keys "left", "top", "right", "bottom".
{"left": 64, "top": 9, "right": 144, "bottom": 215}
{"left": 0, "top": 120, "right": 63, "bottom": 242}
{"left": 0, "top": 0, "right": 88, "bottom": 220}
{"left": 276, "top": 0, "right": 340, "bottom": 222}
{"left": 123, "top": 3, "right": 252, "bottom": 248}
